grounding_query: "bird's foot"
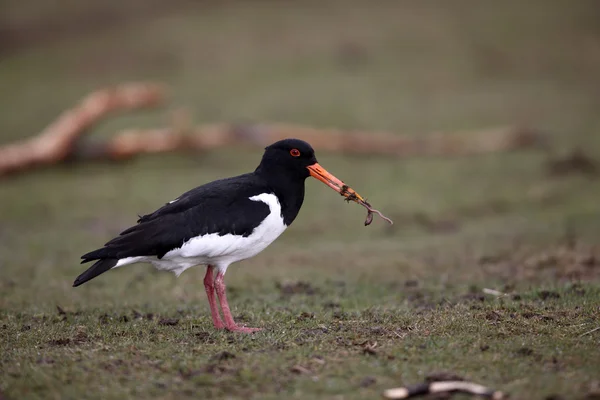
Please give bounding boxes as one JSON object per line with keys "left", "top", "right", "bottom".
{"left": 226, "top": 325, "right": 262, "bottom": 334}
{"left": 213, "top": 321, "right": 226, "bottom": 330}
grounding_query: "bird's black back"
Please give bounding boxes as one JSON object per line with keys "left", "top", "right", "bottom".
{"left": 80, "top": 172, "right": 304, "bottom": 263}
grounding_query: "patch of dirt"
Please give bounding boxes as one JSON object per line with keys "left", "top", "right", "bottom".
{"left": 158, "top": 318, "right": 179, "bottom": 326}
{"left": 210, "top": 351, "right": 236, "bottom": 362}
{"left": 276, "top": 280, "right": 318, "bottom": 296}
{"left": 48, "top": 338, "right": 71, "bottom": 346}
{"left": 332, "top": 310, "right": 349, "bottom": 320}
{"left": 538, "top": 290, "right": 561, "bottom": 300}
{"left": 296, "top": 312, "right": 315, "bottom": 321}
{"left": 98, "top": 313, "right": 112, "bottom": 324}
{"left": 294, "top": 328, "right": 328, "bottom": 345}
{"left": 485, "top": 310, "right": 504, "bottom": 322}
{"left": 48, "top": 325, "right": 88, "bottom": 346}
{"left": 478, "top": 241, "right": 600, "bottom": 282}
{"left": 359, "top": 376, "right": 377, "bottom": 387}
{"left": 194, "top": 332, "right": 215, "bottom": 343}
{"left": 546, "top": 149, "right": 597, "bottom": 177}
{"left": 454, "top": 292, "right": 486, "bottom": 304}
{"left": 73, "top": 326, "right": 89, "bottom": 343}
{"left": 56, "top": 305, "right": 82, "bottom": 320}
{"left": 403, "top": 289, "right": 438, "bottom": 311}
{"left": 404, "top": 279, "right": 419, "bottom": 288}
{"left": 203, "top": 353, "right": 240, "bottom": 376}
{"left": 516, "top": 347, "right": 534, "bottom": 357}
{"left": 323, "top": 301, "right": 341, "bottom": 309}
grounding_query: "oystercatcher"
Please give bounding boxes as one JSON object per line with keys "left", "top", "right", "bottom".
{"left": 74, "top": 138, "right": 376, "bottom": 333}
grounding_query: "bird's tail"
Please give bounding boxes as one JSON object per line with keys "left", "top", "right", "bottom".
{"left": 73, "top": 258, "right": 118, "bottom": 287}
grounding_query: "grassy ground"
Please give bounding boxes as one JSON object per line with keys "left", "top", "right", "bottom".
{"left": 1, "top": 1, "right": 600, "bottom": 399}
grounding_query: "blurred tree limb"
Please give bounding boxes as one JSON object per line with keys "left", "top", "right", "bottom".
{"left": 0, "top": 82, "right": 166, "bottom": 175}
{"left": 0, "top": 82, "right": 546, "bottom": 178}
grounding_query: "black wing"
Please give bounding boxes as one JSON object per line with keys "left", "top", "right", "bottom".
{"left": 81, "top": 173, "right": 272, "bottom": 262}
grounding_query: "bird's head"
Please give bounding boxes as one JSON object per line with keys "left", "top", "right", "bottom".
{"left": 259, "top": 138, "right": 367, "bottom": 203}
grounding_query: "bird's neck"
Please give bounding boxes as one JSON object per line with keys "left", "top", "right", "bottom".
{"left": 254, "top": 166, "right": 305, "bottom": 226}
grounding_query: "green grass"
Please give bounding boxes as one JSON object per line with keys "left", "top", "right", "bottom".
{"left": 1, "top": 1, "right": 600, "bottom": 399}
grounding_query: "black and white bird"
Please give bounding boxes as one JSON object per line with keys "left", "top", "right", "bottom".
{"left": 74, "top": 138, "right": 371, "bottom": 333}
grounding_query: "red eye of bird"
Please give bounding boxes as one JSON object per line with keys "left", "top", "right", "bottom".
{"left": 290, "top": 149, "right": 301, "bottom": 157}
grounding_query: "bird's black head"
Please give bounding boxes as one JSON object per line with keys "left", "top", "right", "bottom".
{"left": 256, "top": 138, "right": 369, "bottom": 205}
{"left": 257, "top": 138, "right": 318, "bottom": 180}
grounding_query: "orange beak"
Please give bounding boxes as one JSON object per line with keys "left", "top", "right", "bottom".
{"left": 306, "top": 163, "right": 366, "bottom": 204}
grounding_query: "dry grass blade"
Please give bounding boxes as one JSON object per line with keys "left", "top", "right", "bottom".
{"left": 579, "top": 326, "right": 600, "bottom": 337}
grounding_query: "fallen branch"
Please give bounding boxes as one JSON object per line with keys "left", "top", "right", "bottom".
{"left": 73, "top": 123, "right": 237, "bottom": 160}
{"left": 0, "top": 82, "right": 167, "bottom": 175}
{"left": 383, "top": 380, "right": 507, "bottom": 399}
{"left": 0, "top": 83, "right": 548, "bottom": 178}
{"left": 72, "top": 122, "right": 543, "bottom": 162}
{"left": 232, "top": 123, "right": 544, "bottom": 157}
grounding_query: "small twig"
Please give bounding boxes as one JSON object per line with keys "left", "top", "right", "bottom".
{"left": 483, "top": 288, "right": 508, "bottom": 297}
{"left": 579, "top": 326, "right": 600, "bottom": 337}
{"left": 393, "top": 330, "right": 406, "bottom": 339}
{"left": 383, "top": 380, "right": 507, "bottom": 399}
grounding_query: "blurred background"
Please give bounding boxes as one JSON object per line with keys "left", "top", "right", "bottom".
{"left": 2, "top": 0, "right": 600, "bottom": 138}
{"left": 2, "top": 2, "right": 600, "bottom": 398}
{"left": 1, "top": 0, "right": 599, "bottom": 303}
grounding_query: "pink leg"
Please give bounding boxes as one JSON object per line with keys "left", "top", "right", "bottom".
{"left": 204, "top": 266, "right": 225, "bottom": 329}
{"left": 214, "top": 271, "right": 262, "bottom": 333}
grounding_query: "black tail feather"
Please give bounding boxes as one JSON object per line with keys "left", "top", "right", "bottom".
{"left": 73, "top": 258, "right": 118, "bottom": 287}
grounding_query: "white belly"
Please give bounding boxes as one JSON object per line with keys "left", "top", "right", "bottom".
{"left": 114, "top": 193, "right": 287, "bottom": 276}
